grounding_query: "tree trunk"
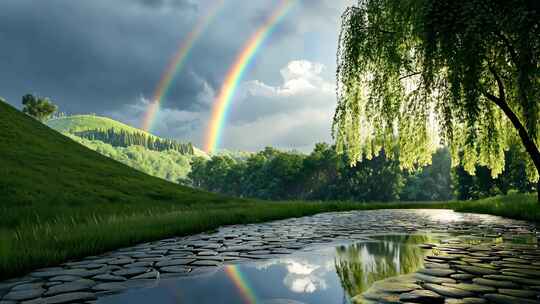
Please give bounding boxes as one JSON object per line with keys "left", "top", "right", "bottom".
{"left": 483, "top": 92, "right": 540, "bottom": 202}
{"left": 504, "top": 106, "right": 540, "bottom": 203}
{"left": 485, "top": 66, "right": 540, "bottom": 202}
{"left": 491, "top": 98, "right": 540, "bottom": 202}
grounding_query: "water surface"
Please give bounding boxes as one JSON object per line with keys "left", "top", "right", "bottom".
{"left": 99, "top": 234, "right": 436, "bottom": 304}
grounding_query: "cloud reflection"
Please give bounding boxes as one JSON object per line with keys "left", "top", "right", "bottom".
{"left": 254, "top": 235, "right": 432, "bottom": 298}
{"left": 256, "top": 256, "right": 331, "bottom": 294}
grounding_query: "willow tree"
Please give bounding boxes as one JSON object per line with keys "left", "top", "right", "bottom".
{"left": 333, "top": 0, "right": 540, "bottom": 200}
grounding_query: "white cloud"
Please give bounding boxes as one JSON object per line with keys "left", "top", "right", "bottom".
{"left": 285, "top": 276, "right": 319, "bottom": 293}
{"left": 286, "top": 260, "right": 319, "bottom": 275}
{"left": 223, "top": 60, "right": 336, "bottom": 151}
{"left": 224, "top": 108, "right": 333, "bottom": 151}
{"left": 255, "top": 257, "right": 329, "bottom": 294}
{"left": 244, "top": 60, "right": 333, "bottom": 98}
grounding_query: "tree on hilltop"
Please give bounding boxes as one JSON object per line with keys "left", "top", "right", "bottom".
{"left": 333, "top": 0, "right": 540, "bottom": 200}
{"left": 22, "top": 94, "right": 58, "bottom": 122}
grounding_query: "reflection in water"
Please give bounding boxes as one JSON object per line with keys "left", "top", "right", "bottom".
{"left": 335, "top": 235, "right": 431, "bottom": 298}
{"left": 224, "top": 265, "right": 259, "bottom": 304}
{"left": 99, "top": 235, "right": 434, "bottom": 304}
{"left": 255, "top": 256, "right": 332, "bottom": 294}
{"left": 417, "top": 209, "right": 465, "bottom": 223}
{"left": 284, "top": 273, "right": 326, "bottom": 293}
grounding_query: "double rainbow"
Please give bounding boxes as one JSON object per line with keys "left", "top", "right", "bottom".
{"left": 141, "top": 0, "right": 225, "bottom": 132}
{"left": 142, "top": 0, "right": 296, "bottom": 151}
{"left": 204, "top": 0, "right": 297, "bottom": 153}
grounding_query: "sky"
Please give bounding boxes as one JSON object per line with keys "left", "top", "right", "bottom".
{"left": 0, "top": 0, "right": 356, "bottom": 152}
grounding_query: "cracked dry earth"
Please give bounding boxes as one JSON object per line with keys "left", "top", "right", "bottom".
{"left": 1, "top": 209, "right": 539, "bottom": 304}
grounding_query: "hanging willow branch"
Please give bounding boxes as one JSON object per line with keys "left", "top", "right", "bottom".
{"left": 333, "top": 0, "right": 540, "bottom": 184}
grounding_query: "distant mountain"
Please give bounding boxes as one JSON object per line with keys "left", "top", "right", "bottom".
{"left": 46, "top": 115, "right": 208, "bottom": 183}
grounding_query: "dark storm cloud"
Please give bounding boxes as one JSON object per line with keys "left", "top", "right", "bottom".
{"left": 0, "top": 0, "right": 234, "bottom": 114}
{"left": 0, "top": 0, "right": 344, "bottom": 111}
{"left": 0, "top": 0, "right": 352, "bottom": 150}
{"left": 137, "top": 0, "right": 196, "bottom": 10}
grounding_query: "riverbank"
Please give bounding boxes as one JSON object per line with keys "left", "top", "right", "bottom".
{"left": 1, "top": 208, "right": 536, "bottom": 304}
{"left": 446, "top": 193, "right": 540, "bottom": 222}
{"left": 1, "top": 193, "right": 537, "bottom": 280}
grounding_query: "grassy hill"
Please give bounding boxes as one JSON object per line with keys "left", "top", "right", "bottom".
{"left": 47, "top": 115, "right": 208, "bottom": 157}
{"left": 0, "top": 102, "right": 227, "bottom": 215}
{"left": 46, "top": 114, "right": 208, "bottom": 184}
{"left": 0, "top": 100, "right": 242, "bottom": 276}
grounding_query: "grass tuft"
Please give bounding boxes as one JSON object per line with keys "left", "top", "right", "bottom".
{"left": 448, "top": 193, "right": 540, "bottom": 222}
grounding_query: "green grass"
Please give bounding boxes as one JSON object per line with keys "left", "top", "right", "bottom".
{"left": 1, "top": 100, "right": 538, "bottom": 280}
{"left": 445, "top": 193, "right": 540, "bottom": 222}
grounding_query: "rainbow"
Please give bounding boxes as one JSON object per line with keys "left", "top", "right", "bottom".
{"left": 224, "top": 265, "right": 258, "bottom": 304}
{"left": 204, "top": 0, "right": 297, "bottom": 152}
{"left": 141, "top": 0, "right": 225, "bottom": 132}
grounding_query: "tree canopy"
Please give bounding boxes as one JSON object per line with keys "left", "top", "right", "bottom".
{"left": 22, "top": 94, "right": 58, "bottom": 122}
{"left": 333, "top": 0, "right": 539, "bottom": 189}
{"left": 188, "top": 144, "right": 468, "bottom": 202}
{"left": 72, "top": 128, "right": 194, "bottom": 155}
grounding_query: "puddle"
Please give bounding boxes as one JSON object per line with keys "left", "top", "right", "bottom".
{"left": 98, "top": 234, "right": 438, "bottom": 304}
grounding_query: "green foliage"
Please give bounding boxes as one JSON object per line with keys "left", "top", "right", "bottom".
{"left": 337, "top": 149, "right": 404, "bottom": 201}
{"left": 453, "top": 142, "right": 536, "bottom": 200}
{"left": 72, "top": 128, "right": 194, "bottom": 155}
{"left": 189, "top": 144, "right": 407, "bottom": 202}
{"left": 257, "top": 147, "right": 305, "bottom": 199}
{"left": 300, "top": 143, "right": 341, "bottom": 199}
{"left": 68, "top": 135, "right": 192, "bottom": 183}
{"left": 189, "top": 143, "right": 531, "bottom": 202}
{"left": 46, "top": 114, "right": 211, "bottom": 184}
{"left": 212, "top": 149, "right": 254, "bottom": 161}
{"left": 334, "top": 0, "right": 539, "bottom": 183}
{"left": 47, "top": 114, "right": 208, "bottom": 157}
{"left": 449, "top": 193, "right": 540, "bottom": 222}
{"left": 21, "top": 94, "right": 58, "bottom": 122}
{"left": 189, "top": 155, "right": 238, "bottom": 194}
{"left": 401, "top": 148, "right": 453, "bottom": 201}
